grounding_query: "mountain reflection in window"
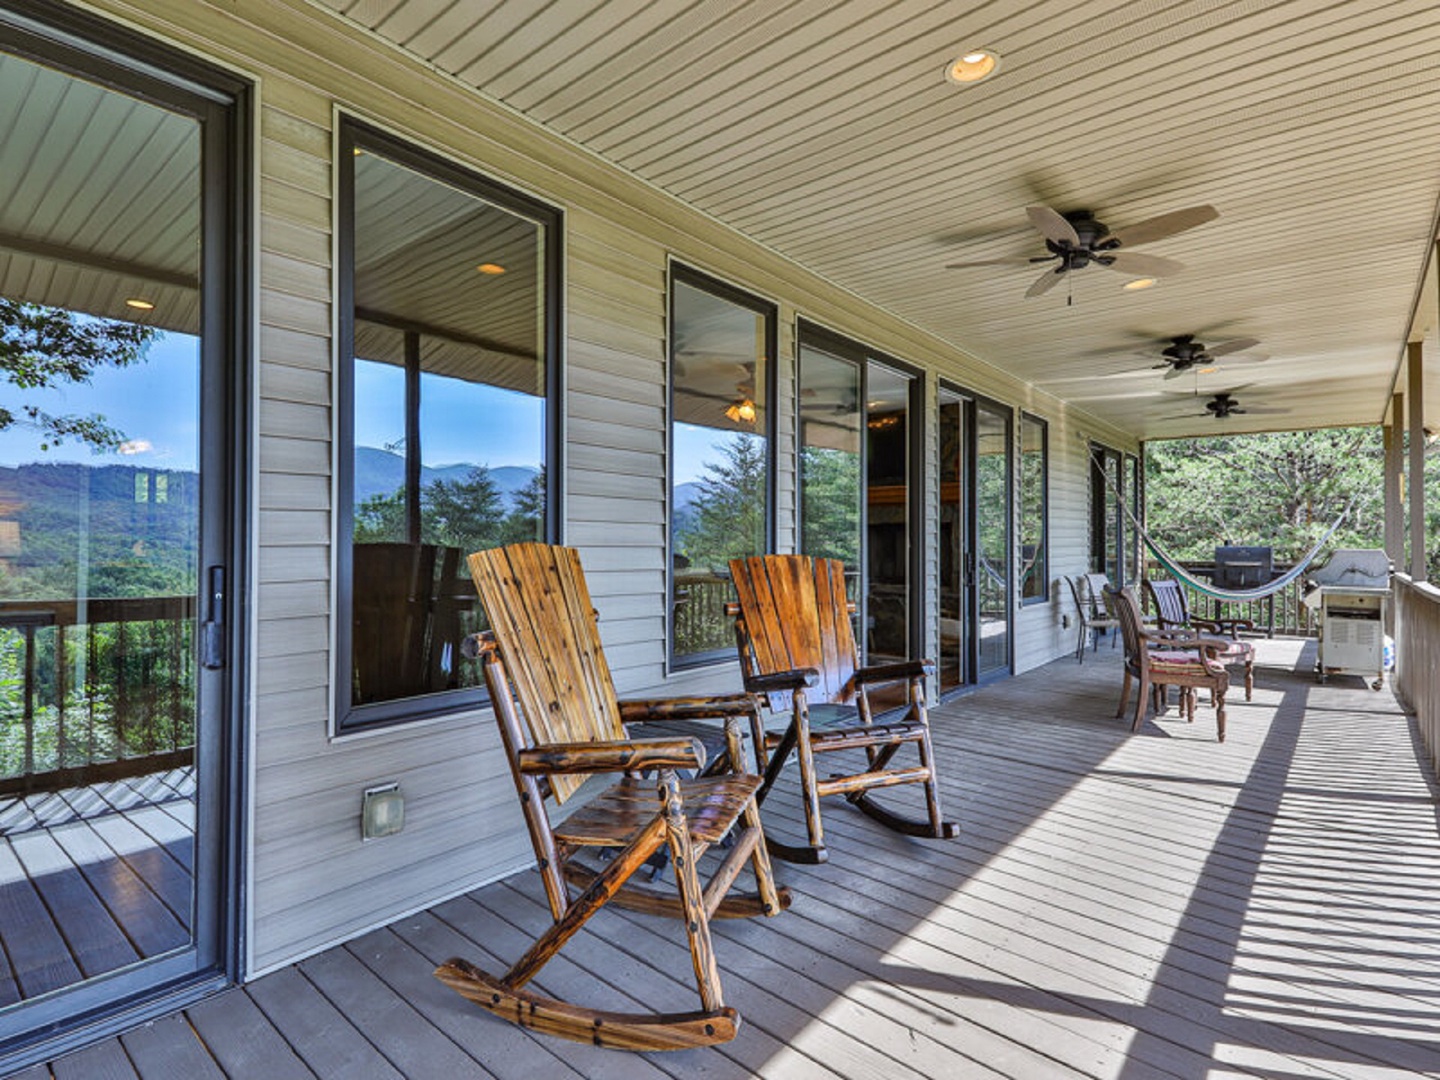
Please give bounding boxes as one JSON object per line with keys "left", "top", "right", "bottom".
{"left": 347, "top": 139, "right": 549, "bottom": 713}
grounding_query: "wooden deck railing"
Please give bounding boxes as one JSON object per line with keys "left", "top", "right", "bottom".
{"left": 1392, "top": 574, "right": 1440, "bottom": 775}
{"left": 673, "top": 568, "right": 735, "bottom": 657}
{"left": 0, "top": 595, "right": 195, "bottom": 796}
{"left": 1142, "top": 560, "right": 1317, "bottom": 637}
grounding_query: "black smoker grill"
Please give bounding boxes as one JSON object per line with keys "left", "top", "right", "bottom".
{"left": 1214, "top": 545, "right": 1273, "bottom": 589}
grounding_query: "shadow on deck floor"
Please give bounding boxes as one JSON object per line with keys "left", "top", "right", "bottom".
{"left": 16, "top": 642, "right": 1440, "bottom": 1080}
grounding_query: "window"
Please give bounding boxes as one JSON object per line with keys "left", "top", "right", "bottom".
{"left": 668, "top": 266, "right": 775, "bottom": 668}
{"left": 1019, "top": 413, "right": 1048, "bottom": 602}
{"left": 338, "top": 119, "right": 560, "bottom": 731}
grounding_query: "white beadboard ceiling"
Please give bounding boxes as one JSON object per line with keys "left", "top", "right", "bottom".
{"left": 316, "top": 0, "right": 1440, "bottom": 440}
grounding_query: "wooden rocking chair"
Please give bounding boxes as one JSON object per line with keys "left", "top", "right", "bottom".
{"left": 726, "top": 554, "right": 959, "bottom": 865}
{"left": 434, "top": 542, "right": 790, "bottom": 1050}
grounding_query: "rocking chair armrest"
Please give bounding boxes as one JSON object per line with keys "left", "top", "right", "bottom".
{"left": 852, "top": 658, "right": 936, "bottom": 686}
{"left": 618, "top": 695, "right": 757, "bottom": 722}
{"left": 517, "top": 737, "right": 707, "bottom": 776}
{"left": 742, "top": 668, "right": 820, "bottom": 694}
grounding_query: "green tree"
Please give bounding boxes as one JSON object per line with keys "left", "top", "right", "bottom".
{"left": 1145, "top": 428, "right": 1385, "bottom": 563}
{"left": 501, "top": 468, "right": 546, "bottom": 545}
{"left": 421, "top": 468, "right": 505, "bottom": 553}
{"left": 0, "top": 299, "right": 157, "bottom": 451}
{"left": 800, "top": 446, "right": 859, "bottom": 565}
{"left": 676, "top": 434, "right": 767, "bottom": 568}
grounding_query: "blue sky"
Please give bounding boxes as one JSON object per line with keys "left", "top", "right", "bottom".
{"left": 0, "top": 331, "right": 200, "bottom": 470}
{"left": 354, "top": 360, "right": 544, "bottom": 469}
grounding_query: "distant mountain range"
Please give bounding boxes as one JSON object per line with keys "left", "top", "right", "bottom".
{"left": 353, "top": 447, "right": 538, "bottom": 507}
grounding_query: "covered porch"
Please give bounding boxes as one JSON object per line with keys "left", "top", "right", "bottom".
{"left": 23, "top": 638, "right": 1440, "bottom": 1080}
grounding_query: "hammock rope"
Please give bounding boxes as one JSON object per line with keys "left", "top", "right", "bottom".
{"left": 1085, "top": 433, "right": 1352, "bottom": 602}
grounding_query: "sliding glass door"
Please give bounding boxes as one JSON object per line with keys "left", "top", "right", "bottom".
{"left": 938, "top": 385, "right": 1012, "bottom": 692}
{"left": 0, "top": 6, "right": 242, "bottom": 1063}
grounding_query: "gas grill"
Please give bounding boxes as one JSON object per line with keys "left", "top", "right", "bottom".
{"left": 1301, "top": 548, "right": 1391, "bottom": 688}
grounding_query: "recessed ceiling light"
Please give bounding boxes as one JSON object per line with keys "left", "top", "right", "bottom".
{"left": 476, "top": 263, "right": 506, "bottom": 275}
{"left": 125, "top": 298, "right": 156, "bottom": 310}
{"left": 945, "top": 48, "right": 1000, "bottom": 84}
{"left": 1122, "top": 278, "right": 1157, "bottom": 291}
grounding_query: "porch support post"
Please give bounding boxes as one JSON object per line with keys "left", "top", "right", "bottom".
{"left": 1408, "top": 340, "right": 1425, "bottom": 582}
{"left": 1385, "top": 392, "right": 1404, "bottom": 572}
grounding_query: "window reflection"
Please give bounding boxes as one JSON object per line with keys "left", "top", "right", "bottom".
{"left": 346, "top": 133, "right": 551, "bottom": 717}
{"left": 669, "top": 272, "right": 773, "bottom": 665}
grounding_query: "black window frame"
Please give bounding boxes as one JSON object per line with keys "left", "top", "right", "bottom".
{"left": 795, "top": 319, "right": 925, "bottom": 667}
{"left": 1019, "top": 411, "right": 1050, "bottom": 605}
{"left": 667, "top": 263, "right": 778, "bottom": 671}
{"left": 336, "top": 117, "right": 563, "bottom": 733}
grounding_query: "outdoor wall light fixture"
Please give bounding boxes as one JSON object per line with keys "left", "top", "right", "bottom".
{"left": 945, "top": 48, "right": 1000, "bottom": 84}
{"left": 361, "top": 783, "right": 405, "bottom": 840}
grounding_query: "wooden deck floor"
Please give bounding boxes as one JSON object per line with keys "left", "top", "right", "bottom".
{"left": 16, "top": 644, "right": 1440, "bottom": 1079}
{"left": 0, "top": 769, "right": 194, "bottom": 1008}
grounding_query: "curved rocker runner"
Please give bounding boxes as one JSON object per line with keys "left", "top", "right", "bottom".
{"left": 435, "top": 543, "right": 790, "bottom": 1051}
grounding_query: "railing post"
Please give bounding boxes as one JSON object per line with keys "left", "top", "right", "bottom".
{"left": 1408, "top": 341, "right": 1426, "bottom": 582}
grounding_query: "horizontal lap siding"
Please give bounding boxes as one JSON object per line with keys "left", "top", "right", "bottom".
{"left": 90, "top": 0, "right": 1139, "bottom": 977}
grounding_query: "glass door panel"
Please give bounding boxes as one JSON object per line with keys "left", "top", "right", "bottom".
{"left": 975, "top": 401, "right": 1012, "bottom": 678}
{"left": 0, "top": 24, "right": 231, "bottom": 1050}
{"left": 938, "top": 390, "right": 968, "bottom": 692}
{"left": 866, "top": 363, "right": 912, "bottom": 666}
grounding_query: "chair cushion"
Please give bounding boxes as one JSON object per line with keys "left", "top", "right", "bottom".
{"left": 1149, "top": 649, "right": 1224, "bottom": 676}
{"left": 555, "top": 774, "right": 762, "bottom": 848}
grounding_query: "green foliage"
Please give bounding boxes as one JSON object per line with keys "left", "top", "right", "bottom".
{"left": 675, "top": 434, "right": 767, "bottom": 569}
{"left": 1145, "top": 428, "right": 1385, "bottom": 563}
{"left": 0, "top": 298, "right": 158, "bottom": 451}
{"left": 800, "top": 446, "right": 860, "bottom": 565}
{"left": 354, "top": 464, "right": 545, "bottom": 552}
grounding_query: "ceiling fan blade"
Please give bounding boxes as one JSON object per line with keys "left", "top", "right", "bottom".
{"left": 1109, "top": 204, "right": 1219, "bottom": 247}
{"left": 1239, "top": 405, "right": 1289, "bottom": 415}
{"left": 1158, "top": 411, "right": 1205, "bottom": 421}
{"left": 1205, "top": 336, "right": 1261, "bottom": 358}
{"left": 1162, "top": 365, "right": 1188, "bottom": 380}
{"left": 1103, "top": 251, "right": 1186, "bottom": 278}
{"left": 944, "top": 257, "right": 1039, "bottom": 268}
{"left": 1025, "top": 267, "right": 1066, "bottom": 298}
{"left": 1026, "top": 205, "right": 1080, "bottom": 246}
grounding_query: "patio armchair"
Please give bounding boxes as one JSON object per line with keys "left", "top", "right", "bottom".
{"left": 726, "top": 554, "right": 958, "bottom": 865}
{"left": 435, "top": 542, "right": 789, "bottom": 1050}
{"left": 1066, "top": 572, "right": 1120, "bottom": 662}
{"left": 1109, "top": 585, "right": 1231, "bottom": 741}
{"left": 1143, "top": 577, "right": 1254, "bottom": 700}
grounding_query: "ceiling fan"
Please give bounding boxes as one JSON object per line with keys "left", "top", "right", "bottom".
{"left": 1161, "top": 391, "right": 1287, "bottom": 421}
{"left": 1145, "top": 333, "right": 1267, "bottom": 380}
{"left": 946, "top": 203, "right": 1219, "bottom": 298}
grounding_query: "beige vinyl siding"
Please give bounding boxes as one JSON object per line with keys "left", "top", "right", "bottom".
{"left": 89, "top": 0, "right": 1137, "bottom": 976}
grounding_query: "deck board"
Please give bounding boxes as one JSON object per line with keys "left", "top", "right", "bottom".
{"left": 26, "top": 643, "right": 1440, "bottom": 1079}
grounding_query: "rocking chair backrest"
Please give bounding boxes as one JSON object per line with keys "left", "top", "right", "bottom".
{"left": 729, "top": 555, "right": 859, "bottom": 711}
{"left": 1145, "top": 578, "right": 1189, "bottom": 629}
{"left": 467, "top": 542, "right": 625, "bottom": 803}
